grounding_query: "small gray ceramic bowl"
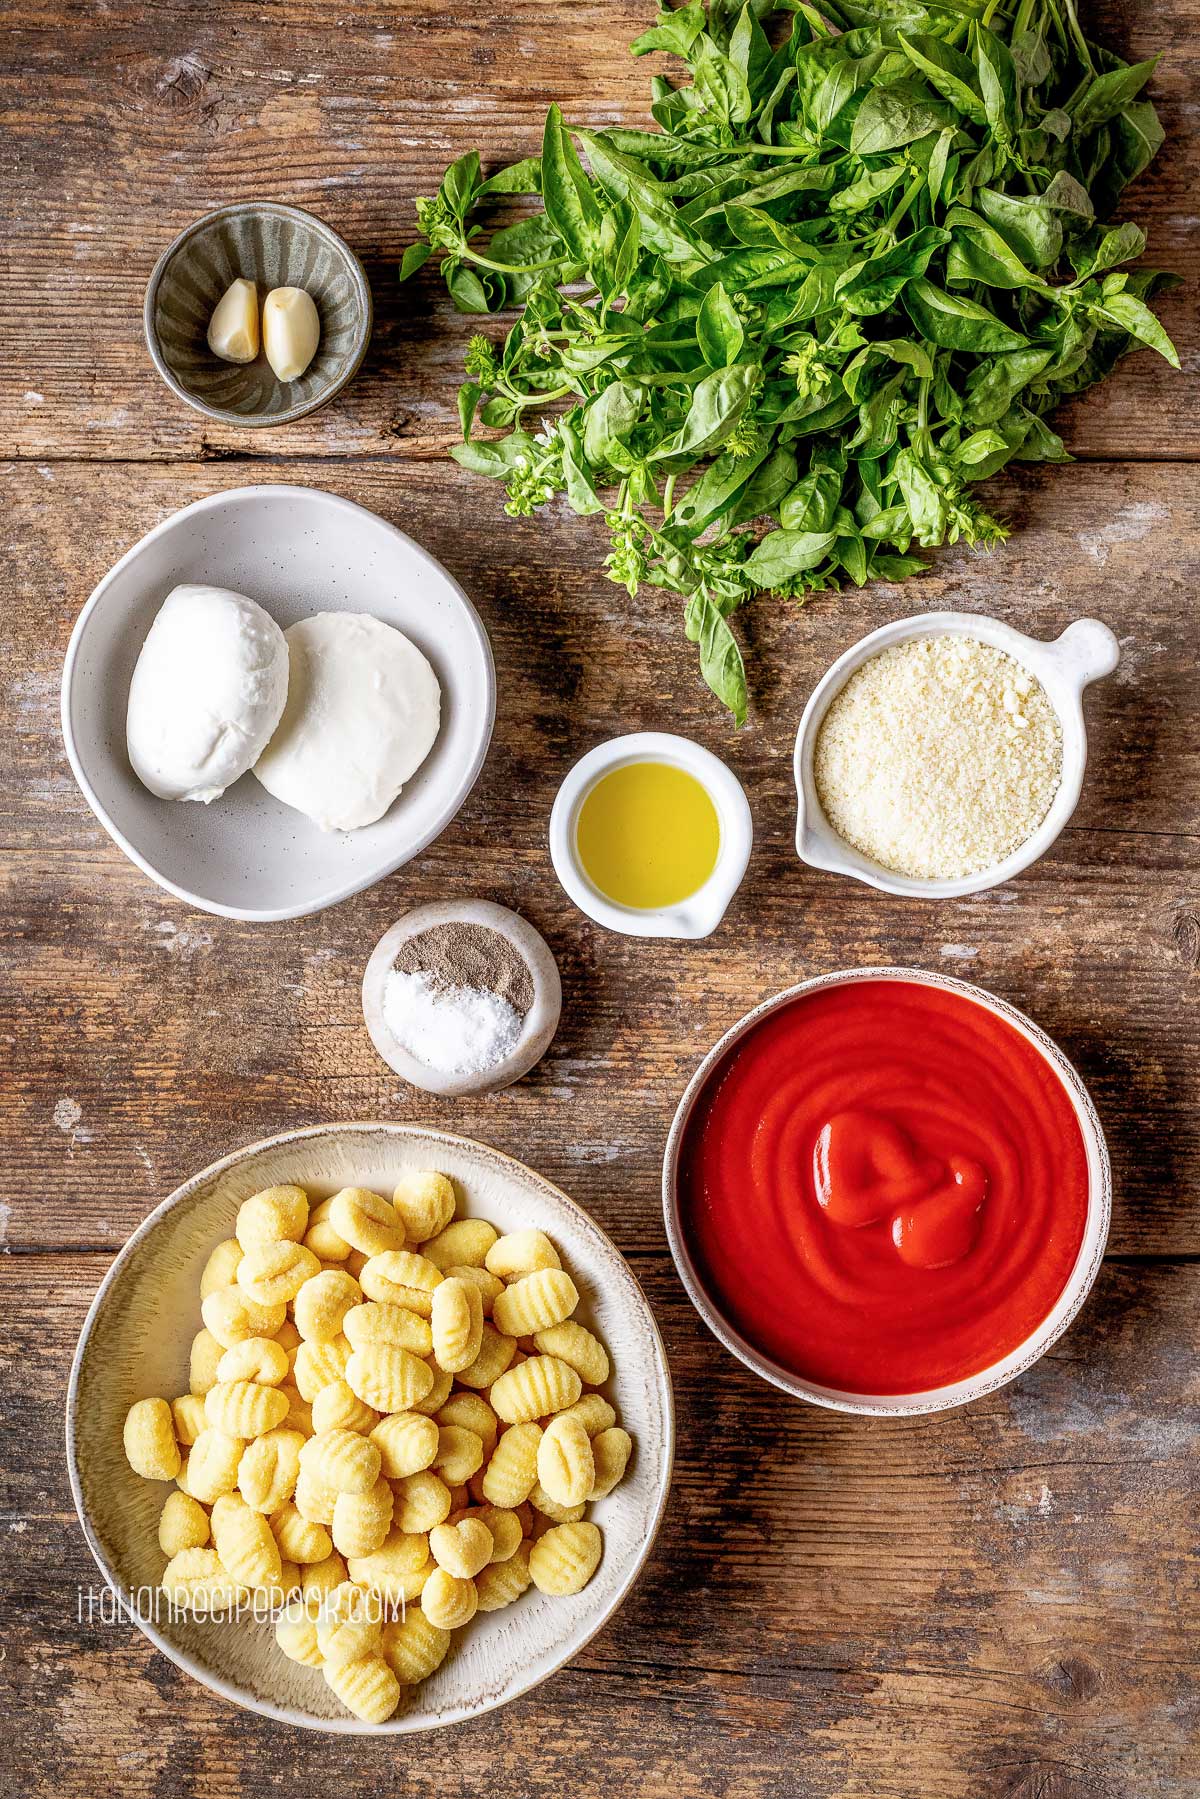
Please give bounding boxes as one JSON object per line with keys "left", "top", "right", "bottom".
{"left": 144, "top": 202, "right": 372, "bottom": 426}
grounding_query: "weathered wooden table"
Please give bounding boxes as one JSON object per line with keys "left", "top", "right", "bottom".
{"left": 3, "top": 3, "right": 1198, "bottom": 1794}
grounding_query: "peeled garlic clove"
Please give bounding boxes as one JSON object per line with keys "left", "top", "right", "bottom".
{"left": 207, "top": 278, "right": 260, "bottom": 364}
{"left": 263, "top": 287, "right": 321, "bottom": 381}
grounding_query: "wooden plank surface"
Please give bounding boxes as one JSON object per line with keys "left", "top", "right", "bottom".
{"left": 2, "top": 0, "right": 1199, "bottom": 1795}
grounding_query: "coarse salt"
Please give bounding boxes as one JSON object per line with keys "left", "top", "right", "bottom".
{"left": 813, "top": 634, "right": 1063, "bottom": 880}
{"left": 382, "top": 968, "right": 523, "bottom": 1075}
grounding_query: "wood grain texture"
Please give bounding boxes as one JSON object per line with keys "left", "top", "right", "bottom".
{"left": 2, "top": 0, "right": 1199, "bottom": 1792}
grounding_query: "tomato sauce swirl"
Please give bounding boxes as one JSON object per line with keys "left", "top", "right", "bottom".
{"left": 677, "top": 979, "right": 1090, "bottom": 1394}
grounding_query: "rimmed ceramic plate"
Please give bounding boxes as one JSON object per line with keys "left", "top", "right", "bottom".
{"left": 67, "top": 1124, "right": 674, "bottom": 1733}
{"left": 61, "top": 487, "right": 496, "bottom": 921}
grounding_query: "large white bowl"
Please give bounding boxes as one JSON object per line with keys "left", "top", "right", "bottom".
{"left": 67, "top": 1123, "right": 674, "bottom": 1733}
{"left": 794, "top": 613, "right": 1119, "bottom": 898}
{"left": 61, "top": 487, "right": 496, "bottom": 921}
{"left": 662, "top": 968, "right": 1111, "bottom": 1416}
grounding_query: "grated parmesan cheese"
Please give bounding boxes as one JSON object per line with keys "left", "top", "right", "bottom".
{"left": 813, "top": 634, "right": 1063, "bottom": 880}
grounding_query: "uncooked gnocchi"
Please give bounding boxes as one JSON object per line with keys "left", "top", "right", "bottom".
{"left": 120, "top": 1175, "right": 632, "bottom": 1724}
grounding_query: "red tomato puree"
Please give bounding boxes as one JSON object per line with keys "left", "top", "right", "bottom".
{"left": 677, "top": 979, "right": 1090, "bottom": 1394}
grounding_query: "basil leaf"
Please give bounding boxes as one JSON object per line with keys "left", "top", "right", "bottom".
{"left": 1074, "top": 58, "right": 1159, "bottom": 137}
{"left": 650, "top": 363, "right": 758, "bottom": 461}
{"left": 399, "top": 242, "right": 432, "bottom": 282}
{"left": 685, "top": 589, "right": 747, "bottom": 726}
{"left": 541, "top": 105, "right": 601, "bottom": 264}
{"left": 903, "top": 277, "right": 1030, "bottom": 351}
{"left": 743, "top": 528, "right": 837, "bottom": 585}
{"left": 696, "top": 282, "right": 745, "bottom": 369}
{"left": 851, "top": 83, "right": 946, "bottom": 155}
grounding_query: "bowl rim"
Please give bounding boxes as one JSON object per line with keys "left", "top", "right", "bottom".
{"left": 59, "top": 484, "right": 497, "bottom": 922}
{"left": 66, "top": 1120, "right": 676, "bottom": 1733}
{"left": 793, "top": 611, "right": 1119, "bottom": 899}
{"left": 143, "top": 200, "right": 373, "bottom": 427}
{"left": 547, "top": 730, "right": 754, "bottom": 940}
{"left": 661, "top": 966, "right": 1112, "bottom": 1416}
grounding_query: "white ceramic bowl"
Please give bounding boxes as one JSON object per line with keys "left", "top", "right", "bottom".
{"left": 794, "top": 612, "right": 1119, "bottom": 898}
{"left": 549, "top": 731, "right": 753, "bottom": 939}
{"left": 362, "top": 900, "right": 563, "bottom": 1096}
{"left": 662, "top": 968, "right": 1111, "bottom": 1416}
{"left": 67, "top": 1123, "right": 674, "bottom": 1733}
{"left": 61, "top": 487, "right": 496, "bottom": 921}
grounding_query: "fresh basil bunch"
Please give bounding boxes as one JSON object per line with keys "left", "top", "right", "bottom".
{"left": 402, "top": 0, "right": 1177, "bottom": 723}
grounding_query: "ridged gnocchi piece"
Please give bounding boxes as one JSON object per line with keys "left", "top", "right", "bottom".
{"left": 347, "top": 1527, "right": 431, "bottom": 1602}
{"left": 299, "top": 1427, "right": 382, "bottom": 1497}
{"left": 560, "top": 1394, "right": 617, "bottom": 1437}
{"left": 392, "top": 1171, "right": 456, "bottom": 1243}
{"left": 358, "top": 1249, "right": 443, "bottom": 1315}
{"left": 436, "top": 1392, "right": 498, "bottom": 1459}
{"left": 443, "top": 1264, "right": 505, "bottom": 1315}
{"left": 343, "top": 1300, "right": 432, "bottom": 1357}
{"left": 236, "top": 1185, "right": 309, "bottom": 1252}
{"left": 294, "top": 1269, "right": 362, "bottom": 1344}
{"left": 345, "top": 1343, "right": 435, "bottom": 1414}
{"left": 481, "top": 1422, "right": 543, "bottom": 1508}
{"left": 303, "top": 1196, "right": 352, "bottom": 1264}
{"left": 200, "top": 1237, "right": 243, "bottom": 1298}
{"left": 370, "top": 1411, "right": 440, "bottom": 1480}
{"left": 420, "top": 1566, "right": 478, "bottom": 1630}
{"left": 271, "top": 1501, "right": 333, "bottom": 1564}
{"left": 381, "top": 1609, "right": 451, "bottom": 1684}
{"left": 329, "top": 1187, "right": 407, "bottom": 1257}
{"left": 431, "top": 1277, "right": 484, "bottom": 1374}
{"left": 475, "top": 1541, "right": 532, "bottom": 1612}
{"left": 205, "top": 1379, "right": 289, "bottom": 1440}
{"left": 392, "top": 1469, "right": 452, "bottom": 1534}
{"left": 211, "top": 1493, "right": 282, "bottom": 1588}
{"left": 485, "top": 1229, "right": 561, "bottom": 1281}
{"left": 300, "top": 1552, "right": 347, "bottom": 1601}
{"left": 158, "top": 1490, "right": 210, "bottom": 1556}
{"left": 161, "top": 1547, "right": 246, "bottom": 1611}
{"left": 489, "top": 1355, "right": 582, "bottom": 1424}
{"left": 123, "top": 1397, "right": 182, "bottom": 1482}
{"left": 324, "top": 1652, "right": 400, "bottom": 1724}
{"left": 492, "top": 1269, "right": 579, "bottom": 1338}
{"left": 411, "top": 1363, "right": 455, "bottom": 1415}
{"left": 532, "top": 1321, "right": 609, "bottom": 1387}
{"left": 454, "top": 1322, "right": 516, "bottom": 1391}
{"left": 275, "top": 1599, "right": 322, "bottom": 1667}
{"left": 317, "top": 1580, "right": 383, "bottom": 1666}
{"left": 422, "top": 1217, "right": 498, "bottom": 1271}
{"left": 293, "top": 1335, "right": 352, "bottom": 1401}
{"left": 588, "top": 1427, "right": 633, "bottom": 1499}
{"left": 189, "top": 1328, "right": 224, "bottom": 1397}
{"left": 186, "top": 1427, "right": 245, "bottom": 1503}
{"left": 429, "top": 1515, "right": 493, "bottom": 1579}
{"left": 537, "top": 1414, "right": 595, "bottom": 1508}
{"left": 237, "top": 1427, "right": 305, "bottom": 1513}
{"left": 332, "top": 1476, "right": 394, "bottom": 1558}
{"left": 529, "top": 1483, "right": 586, "bottom": 1525}
{"left": 238, "top": 1240, "right": 321, "bottom": 1308}
{"left": 467, "top": 1505, "right": 524, "bottom": 1563}
{"left": 311, "top": 1379, "right": 377, "bottom": 1437}
{"left": 201, "top": 1286, "right": 286, "bottom": 1350}
{"left": 216, "top": 1336, "right": 290, "bottom": 1387}
{"left": 293, "top": 1466, "right": 338, "bottom": 1526}
{"left": 433, "top": 1424, "right": 485, "bottom": 1486}
{"left": 529, "top": 1520, "right": 602, "bottom": 1595}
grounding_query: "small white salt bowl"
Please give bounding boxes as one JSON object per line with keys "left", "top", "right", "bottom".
{"left": 793, "top": 612, "right": 1120, "bottom": 899}
{"left": 362, "top": 899, "right": 562, "bottom": 1096}
{"left": 549, "top": 731, "right": 753, "bottom": 940}
{"left": 662, "top": 967, "right": 1112, "bottom": 1417}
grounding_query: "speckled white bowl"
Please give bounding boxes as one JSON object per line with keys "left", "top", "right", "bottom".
{"left": 67, "top": 1124, "right": 674, "bottom": 1733}
{"left": 61, "top": 487, "right": 496, "bottom": 921}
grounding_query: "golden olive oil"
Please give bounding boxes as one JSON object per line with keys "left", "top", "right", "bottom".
{"left": 576, "top": 760, "right": 721, "bottom": 909}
